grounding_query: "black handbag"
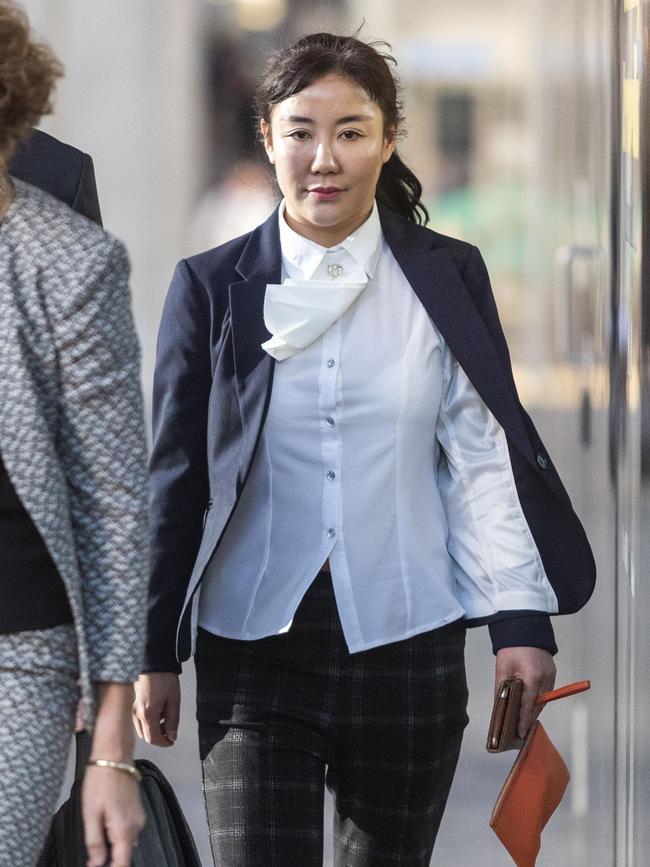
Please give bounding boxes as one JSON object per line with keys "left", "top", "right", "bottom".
{"left": 37, "top": 731, "right": 202, "bottom": 867}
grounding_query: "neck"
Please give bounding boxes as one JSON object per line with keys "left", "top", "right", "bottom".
{"left": 283, "top": 203, "right": 374, "bottom": 248}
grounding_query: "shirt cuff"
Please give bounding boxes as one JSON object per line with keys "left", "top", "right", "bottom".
{"left": 488, "top": 614, "right": 558, "bottom": 656}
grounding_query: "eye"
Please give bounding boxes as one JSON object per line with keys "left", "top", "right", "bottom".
{"left": 288, "top": 130, "right": 310, "bottom": 141}
{"left": 340, "top": 130, "right": 362, "bottom": 141}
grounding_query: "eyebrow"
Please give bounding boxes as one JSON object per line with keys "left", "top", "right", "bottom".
{"left": 281, "top": 114, "right": 373, "bottom": 124}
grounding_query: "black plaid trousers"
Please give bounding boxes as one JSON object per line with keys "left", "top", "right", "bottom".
{"left": 195, "top": 570, "right": 469, "bottom": 866}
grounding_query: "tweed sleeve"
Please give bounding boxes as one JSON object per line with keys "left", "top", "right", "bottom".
{"left": 48, "top": 235, "right": 149, "bottom": 682}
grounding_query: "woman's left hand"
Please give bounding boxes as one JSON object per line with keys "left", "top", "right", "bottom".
{"left": 82, "top": 765, "right": 145, "bottom": 867}
{"left": 495, "top": 646, "right": 556, "bottom": 738}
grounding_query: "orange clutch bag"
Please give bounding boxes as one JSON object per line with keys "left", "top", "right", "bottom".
{"left": 489, "top": 680, "right": 590, "bottom": 867}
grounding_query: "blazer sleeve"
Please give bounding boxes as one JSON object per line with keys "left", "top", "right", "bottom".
{"left": 144, "top": 260, "right": 213, "bottom": 673}
{"left": 48, "top": 235, "right": 149, "bottom": 682}
{"left": 442, "top": 245, "right": 559, "bottom": 655}
{"left": 435, "top": 339, "right": 558, "bottom": 655}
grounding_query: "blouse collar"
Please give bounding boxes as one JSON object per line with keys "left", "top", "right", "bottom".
{"left": 277, "top": 198, "right": 383, "bottom": 281}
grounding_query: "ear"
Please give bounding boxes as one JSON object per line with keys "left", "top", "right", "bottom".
{"left": 260, "top": 119, "right": 275, "bottom": 165}
{"left": 382, "top": 124, "right": 397, "bottom": 163}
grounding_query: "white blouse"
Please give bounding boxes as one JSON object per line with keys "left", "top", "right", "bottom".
{"left": 197, "top": 202, "right": 557, "bottom": 651}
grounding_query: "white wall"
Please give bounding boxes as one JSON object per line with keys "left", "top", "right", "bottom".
{"left": 21, "top": 0, "right": 204, "bottom": 413}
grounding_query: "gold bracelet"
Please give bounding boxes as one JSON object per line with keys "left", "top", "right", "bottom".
{"left": 87, "top": 759, "right": 142, "bottom": 783}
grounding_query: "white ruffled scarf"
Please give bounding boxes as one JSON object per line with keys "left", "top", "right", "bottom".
{"left": 262, "top": 276, "right": 367, "bottom": 361}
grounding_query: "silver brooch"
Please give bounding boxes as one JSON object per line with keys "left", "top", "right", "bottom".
{"left": 327, "top": 263, "right": 344, "bottom": 280}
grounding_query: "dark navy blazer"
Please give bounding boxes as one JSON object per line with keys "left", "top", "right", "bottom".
{"left": 9, "top": 129, "right": 102, "bottom": 226}
{"left": 145, "top": 203, "right": 596, "bottom": 673}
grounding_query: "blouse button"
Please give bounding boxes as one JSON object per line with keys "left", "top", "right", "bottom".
{"left": 327, "top": 359, "right": 335, "bottom": 368}
{"left": 326, "top": 416, "right": 335, "bottom": 426}
{"left": 326, "top": 470, "right": 336, "bottom": 480}
{"left": 536, "top": 453, "right": 548, "bottom": 470}
{"left": 328, "top": 528, "right": 336, "bottom": 539}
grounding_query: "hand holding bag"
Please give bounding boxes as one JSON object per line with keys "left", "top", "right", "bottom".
{"left": 488, "top": 680, "right": 591, "bottom": 867}
{"left": 37, "top": 731, "right": 202, "bottom": 867}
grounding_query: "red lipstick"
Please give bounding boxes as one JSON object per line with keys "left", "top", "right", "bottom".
{"left": 308, "top": 186, "right": 343, "bottom": 200}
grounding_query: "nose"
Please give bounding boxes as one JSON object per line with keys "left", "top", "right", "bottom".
{"left": 310, "top": 141, "right": 339, "bottom": 174}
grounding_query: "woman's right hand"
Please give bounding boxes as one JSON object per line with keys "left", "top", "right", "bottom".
{"left": 83, "top": 765, "right": 144, "bottom": 867}
{"left": 133, "top": 673, "right": 181, "bottom": 747}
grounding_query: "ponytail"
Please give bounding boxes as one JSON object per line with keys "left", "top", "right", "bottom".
{"left": 377, "top": 152, "right": 429, "bottom": 225}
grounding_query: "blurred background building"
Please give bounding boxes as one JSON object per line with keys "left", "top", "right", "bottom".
{"left": 19, "top": 1, "right": 648, "bottom": 864}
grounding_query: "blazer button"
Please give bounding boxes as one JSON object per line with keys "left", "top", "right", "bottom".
{"left": 536, "top": 453, "right": 548, "bottom": 470}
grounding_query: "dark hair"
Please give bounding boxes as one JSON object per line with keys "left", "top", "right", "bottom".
{"left": 0, "top": 0, "right": 63, "bottom": 162}
{"left": 254, "top": 32, "right": 429, "bottom": 226}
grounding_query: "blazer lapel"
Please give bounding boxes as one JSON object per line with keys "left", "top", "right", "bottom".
{"left": 228, "top": 207, "right": 281, "bottom": 463}
{"left": 379, "top": 206, "right": 536, "bottom": 467}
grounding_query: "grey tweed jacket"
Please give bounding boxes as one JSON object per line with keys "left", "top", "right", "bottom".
{"left": 0, "top": 178, "right": 148, "bottom": 725}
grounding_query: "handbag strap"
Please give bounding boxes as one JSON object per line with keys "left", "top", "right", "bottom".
{"left": 535, "top": 679, "right": 591, "bottom": 706}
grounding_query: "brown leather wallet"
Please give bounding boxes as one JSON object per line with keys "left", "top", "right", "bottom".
{"left": 486, "top": 676, "right": 524, "bottom": 753}
{"left": 486, "top": 677, "right": 592, "bottom": 753}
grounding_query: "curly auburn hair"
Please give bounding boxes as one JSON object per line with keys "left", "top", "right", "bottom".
{"left": 0, "top": 0, "right": 63, "bottom": 161}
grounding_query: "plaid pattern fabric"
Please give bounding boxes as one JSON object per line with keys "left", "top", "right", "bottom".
{"left": 195, "top": 571, "right": 469, "bottom": 866}
{"left": 0, "top": 625, "right": 78, "bottom": 867}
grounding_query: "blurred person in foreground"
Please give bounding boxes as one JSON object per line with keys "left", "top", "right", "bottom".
{"left": 135, "top": 32, "right": 595, "bottom": 864}
{"left": 0, "top": 3, "right": 148, "bottom": 865}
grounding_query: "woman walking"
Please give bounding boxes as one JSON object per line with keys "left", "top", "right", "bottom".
{"left": 136, "top": 32, "right": 595, "bottom": 865}
{"left": 0, "top": 3, "right": 149, "bottom": 865}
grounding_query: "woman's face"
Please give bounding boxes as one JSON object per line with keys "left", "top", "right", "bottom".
{"left": 261, "top": 72, "right": 396, "bottom": 247}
